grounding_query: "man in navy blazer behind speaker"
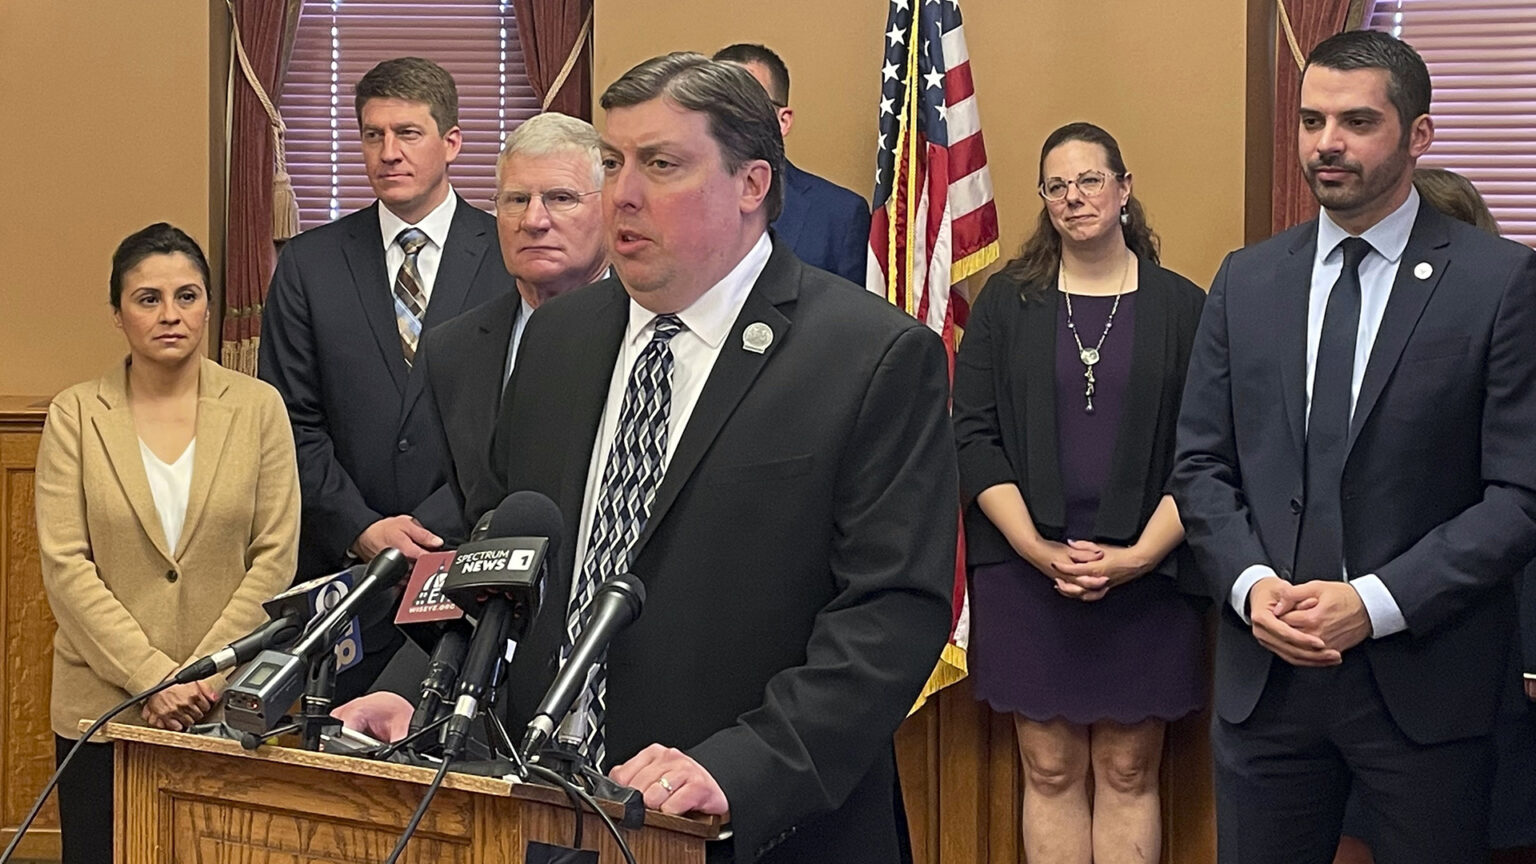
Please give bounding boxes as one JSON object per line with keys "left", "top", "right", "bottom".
{"left": 259, "top": 58, "right": 516, "bottom": 696}
{"left": 714, "top": 43, "right": 871, "bottom": 286}
{"left": 1171, "top": 30, "right": 1536, "bottom": 864}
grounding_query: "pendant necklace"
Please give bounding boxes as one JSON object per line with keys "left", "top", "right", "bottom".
{"left": 1062, "top": 251, "right": 1130, "bottom": 414}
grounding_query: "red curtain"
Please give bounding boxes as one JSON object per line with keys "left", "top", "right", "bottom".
{"left": 223, "top": 0, "right": 299, "bottom": 375}
{"left": 510, "top": 0, "right": 593, "bottom": 119}
{"left": 1271, "top": 0, "right": 1374, "bottom": 233}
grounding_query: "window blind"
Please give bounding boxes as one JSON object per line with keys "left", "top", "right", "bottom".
{"left": 280, "top": 1, "right": 541, "bottom": 230}
{"left": 1369, "top": 0, "right": 1536, "bottom": 246}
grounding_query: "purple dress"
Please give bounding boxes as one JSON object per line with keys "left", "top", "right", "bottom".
{"left": 970, "top": 292, "right": 1203, "bottom": 724}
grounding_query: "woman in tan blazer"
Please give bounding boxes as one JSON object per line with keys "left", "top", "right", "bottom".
{"left": 33, "top": 223, "right": 299, "bottom": 864}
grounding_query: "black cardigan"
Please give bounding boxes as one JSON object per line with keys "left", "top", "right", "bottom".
{"left": 953, "top": 257, "right": 1206, "bottom": 571}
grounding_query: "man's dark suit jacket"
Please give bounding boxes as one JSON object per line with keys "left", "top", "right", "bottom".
{"left": 474, "top": 240, "right": 956, "bottom": 863}
{"left": 413, "top": 289, "right": 522, "bottom": 544}
{"left": 772, "top": 161, "right": 871, "bottom": 285}
{"left": 1172, "top": 201, "right": 1536, "bottom": 745}
{"left": 259, "top": 197, "right": 516, "bottom": 577}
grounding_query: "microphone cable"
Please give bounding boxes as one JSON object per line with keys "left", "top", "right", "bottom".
{"left": 366, "top": 713, "right": 451, "bottom": 762}
{"left": 0, "top": 679, "right": 177, "bottom": 864}
{"left": 378, "top": 738, "right": 625, "bottom": 864}
{"left": 382, "top": 753, "right": 454, "bottom": 864}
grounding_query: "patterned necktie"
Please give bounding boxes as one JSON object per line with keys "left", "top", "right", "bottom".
{"left": 1295, "top": 236, "right": 1372, "bottom": 582}
{"left": 563, "top": 313, "right": 685, "bottom": 769}
{"left": 393, "top": 227, "right": 430, "bottom": 365}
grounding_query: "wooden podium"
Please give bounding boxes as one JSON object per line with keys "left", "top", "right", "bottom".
{"left": 103, "top": 723, "right": 720, "bottom": 863}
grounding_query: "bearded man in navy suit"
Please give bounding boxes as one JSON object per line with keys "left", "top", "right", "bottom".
{"left": 1172, "top": 31, "right": 1536, "bottom": 864}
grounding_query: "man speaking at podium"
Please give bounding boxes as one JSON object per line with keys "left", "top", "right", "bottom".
{"left": 339, "top": 53, "right": 957, "bottom": 863}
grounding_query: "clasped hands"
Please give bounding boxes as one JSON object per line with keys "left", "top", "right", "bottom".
{"left": 1247, "top": 576, "right": 1372, "bottom": 667}
{"left": 1027, "top": 538, "right": 1149, "bottom": 602}
{"left": 142, "top": 679, "right": 218, "bottom": 731}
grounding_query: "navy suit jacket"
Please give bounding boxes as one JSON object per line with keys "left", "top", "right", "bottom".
{"left": 772, "top": 161, "right": 871, "bottom": 285}
{"left": 1172, "top": 201, "right": 1536, "bottom": 744}
{"left": 413, "top": 289, "right": 522, "bottom": 545}
{"left": 259, "top": 197, "right": 516, "bottom": 577}
{"left": 471, "top": 240, "right": 955, "bottom": 863}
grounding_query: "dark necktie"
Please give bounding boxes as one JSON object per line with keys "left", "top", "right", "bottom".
{"left": 393, "top": 228, "right": 429, "bottom": 365}
{"left": 1295, "top": 236, "right": 1372, "bottom": 583}
{"left": 562, "top": 313, "right": 685, "bottom": 769}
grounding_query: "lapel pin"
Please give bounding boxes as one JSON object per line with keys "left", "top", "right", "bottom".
{"left": 743, "top": 322, "right": 773, "bottom": 354}
{"left": 1414, "top": 262, "right": 1433, "bottom": 280}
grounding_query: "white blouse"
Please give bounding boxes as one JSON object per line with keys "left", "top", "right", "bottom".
{"left": 138, "top": 438, "right": 195, "bottom": 553}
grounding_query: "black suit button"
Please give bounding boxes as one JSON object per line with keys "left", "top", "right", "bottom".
{"left": 1289, "top": 497, "right": 1303, "bottom": 515}
{"left": 165, "top": 569, "right": 179, "bottom": 583}
{"left": 1279, "top": 568, "right": 1292, "bottom": 580}
{"left": 397, "top": 438, "right": 410, "bottom": 452}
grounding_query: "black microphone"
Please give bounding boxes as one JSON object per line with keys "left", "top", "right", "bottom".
{"left": 399, "top": 508, "right": 502, "bottom": 735}
{"left": 172, "top": 615, "right": 306, "bottom": 684}
{"left": 260, "top": 563, "right": 404, "bottom": 673}
{"left": 224, "top": 549, "right": 412, "bottom": 735}
{"left": 520, "top": 573, "right": 646, "bottom": 758}
{"left": 440, "top": 491, "right": 561, "bottom": 758}
{"left": 290, "top": 549, "right": 411, "bottom": 659}
{"left": 394, "top": 552, "right": 469, "bottom": 736}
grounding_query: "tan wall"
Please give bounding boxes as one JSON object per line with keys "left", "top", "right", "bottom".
{"left": 0, "top": 0, "right": 221, "bottom": 397}
{"left": 594, "top": 0, "right": 1248, "bottom": 291}
{"left": 0, "top": 0, "right": 1247, "bottom": 395}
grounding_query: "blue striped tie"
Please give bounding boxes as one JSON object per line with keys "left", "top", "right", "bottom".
{"left": 564, "top": 313, "right": 685, "bottom": 768}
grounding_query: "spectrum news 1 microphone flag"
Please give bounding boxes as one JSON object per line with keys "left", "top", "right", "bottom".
{"left": 867, "top": 0, "right": 998, "bottom": 710}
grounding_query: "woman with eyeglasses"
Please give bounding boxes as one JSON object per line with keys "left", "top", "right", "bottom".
{"left": 33, "top": 223, "right": 299, "bottom": 864}
{"left": 953, "top": 122, "right": 1206, "bottom": 864}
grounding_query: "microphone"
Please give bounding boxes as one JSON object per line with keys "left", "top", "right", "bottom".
{"left": 440, "top": 491, "right": 561, "bottom": 758}
{"left": 172, "top": 616, "right": 306, "bottom": 684}
{"left": 171, "top": 566, "right": 396, "bottom": 686}
{"left": 397, "top": 507, "right": 502, "bottom": 734}
{"left": 224, "top": 549, "right": 412, "bottom": 735}
{"left": 260, "top": 566, "right": 389, "bottom": 674}
{"left": 520, "top": 573, "right": 646, "bottom": 759}
{"left": 394, "top": 550, "right": 468, "bottom": 735}
{"left": 290, "top": 549, "right": 411, "bottom": 659}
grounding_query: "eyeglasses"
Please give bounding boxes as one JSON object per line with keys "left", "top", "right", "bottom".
{"left": 1038, "top": 170, "right": 1125, "bottom": 202}
{"left": 491, "top": 188, "right": 600, "bottom": 216}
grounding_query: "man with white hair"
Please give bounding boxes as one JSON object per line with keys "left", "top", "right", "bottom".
{"left": 332, "top": 112, "right": 610, "bottom": 737}
{"left": 411, "top": 111, "right": 609, "bottom": 543}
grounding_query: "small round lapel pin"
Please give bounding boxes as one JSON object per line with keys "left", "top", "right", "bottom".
{"left": 743, "top": 322, "right": 773, "bottom": 354}
{"left": 1414, "top": 262, "right": 1433, "bottom": 280}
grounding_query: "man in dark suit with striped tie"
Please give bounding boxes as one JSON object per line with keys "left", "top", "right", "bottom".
{"left": 259, "top": 57, "right": 515, "bottom": 698}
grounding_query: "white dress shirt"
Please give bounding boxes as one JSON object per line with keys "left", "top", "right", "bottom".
{"left": 568, "top": 231, "right": 773, "bottom": 590}
{"left": 1231, "top": 188, "right": 1421, "bottom": 637}
{"left": 139, "top": 438, "right": 196, "bottom": 554}
{"left": 504, "top": 296, "right": 538, "bottom": 385}
{"left": 377, "top": 190, "right": 459, "bottom": 304}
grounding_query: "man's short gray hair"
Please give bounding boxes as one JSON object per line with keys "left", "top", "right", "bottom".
{"left": 496, "top": 112, "right": 603, "bottom": 189}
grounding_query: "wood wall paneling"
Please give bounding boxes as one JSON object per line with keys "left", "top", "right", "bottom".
{"left": 0, "top": 399, "right": 56, "bottom": 860}
{"left": 894, "top": 617, "right": 1217, "bottom": 864}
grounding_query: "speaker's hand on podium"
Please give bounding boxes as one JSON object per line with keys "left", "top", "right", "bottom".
{"left": 331, "top": 691, "right": 413, "bottom": 742}
{"left": 611, "top": 744, "right": 730, "bottom": 818}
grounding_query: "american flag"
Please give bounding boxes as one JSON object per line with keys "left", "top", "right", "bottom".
{"left": 867, "top": 0, "right": 999, "bottom": 709}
